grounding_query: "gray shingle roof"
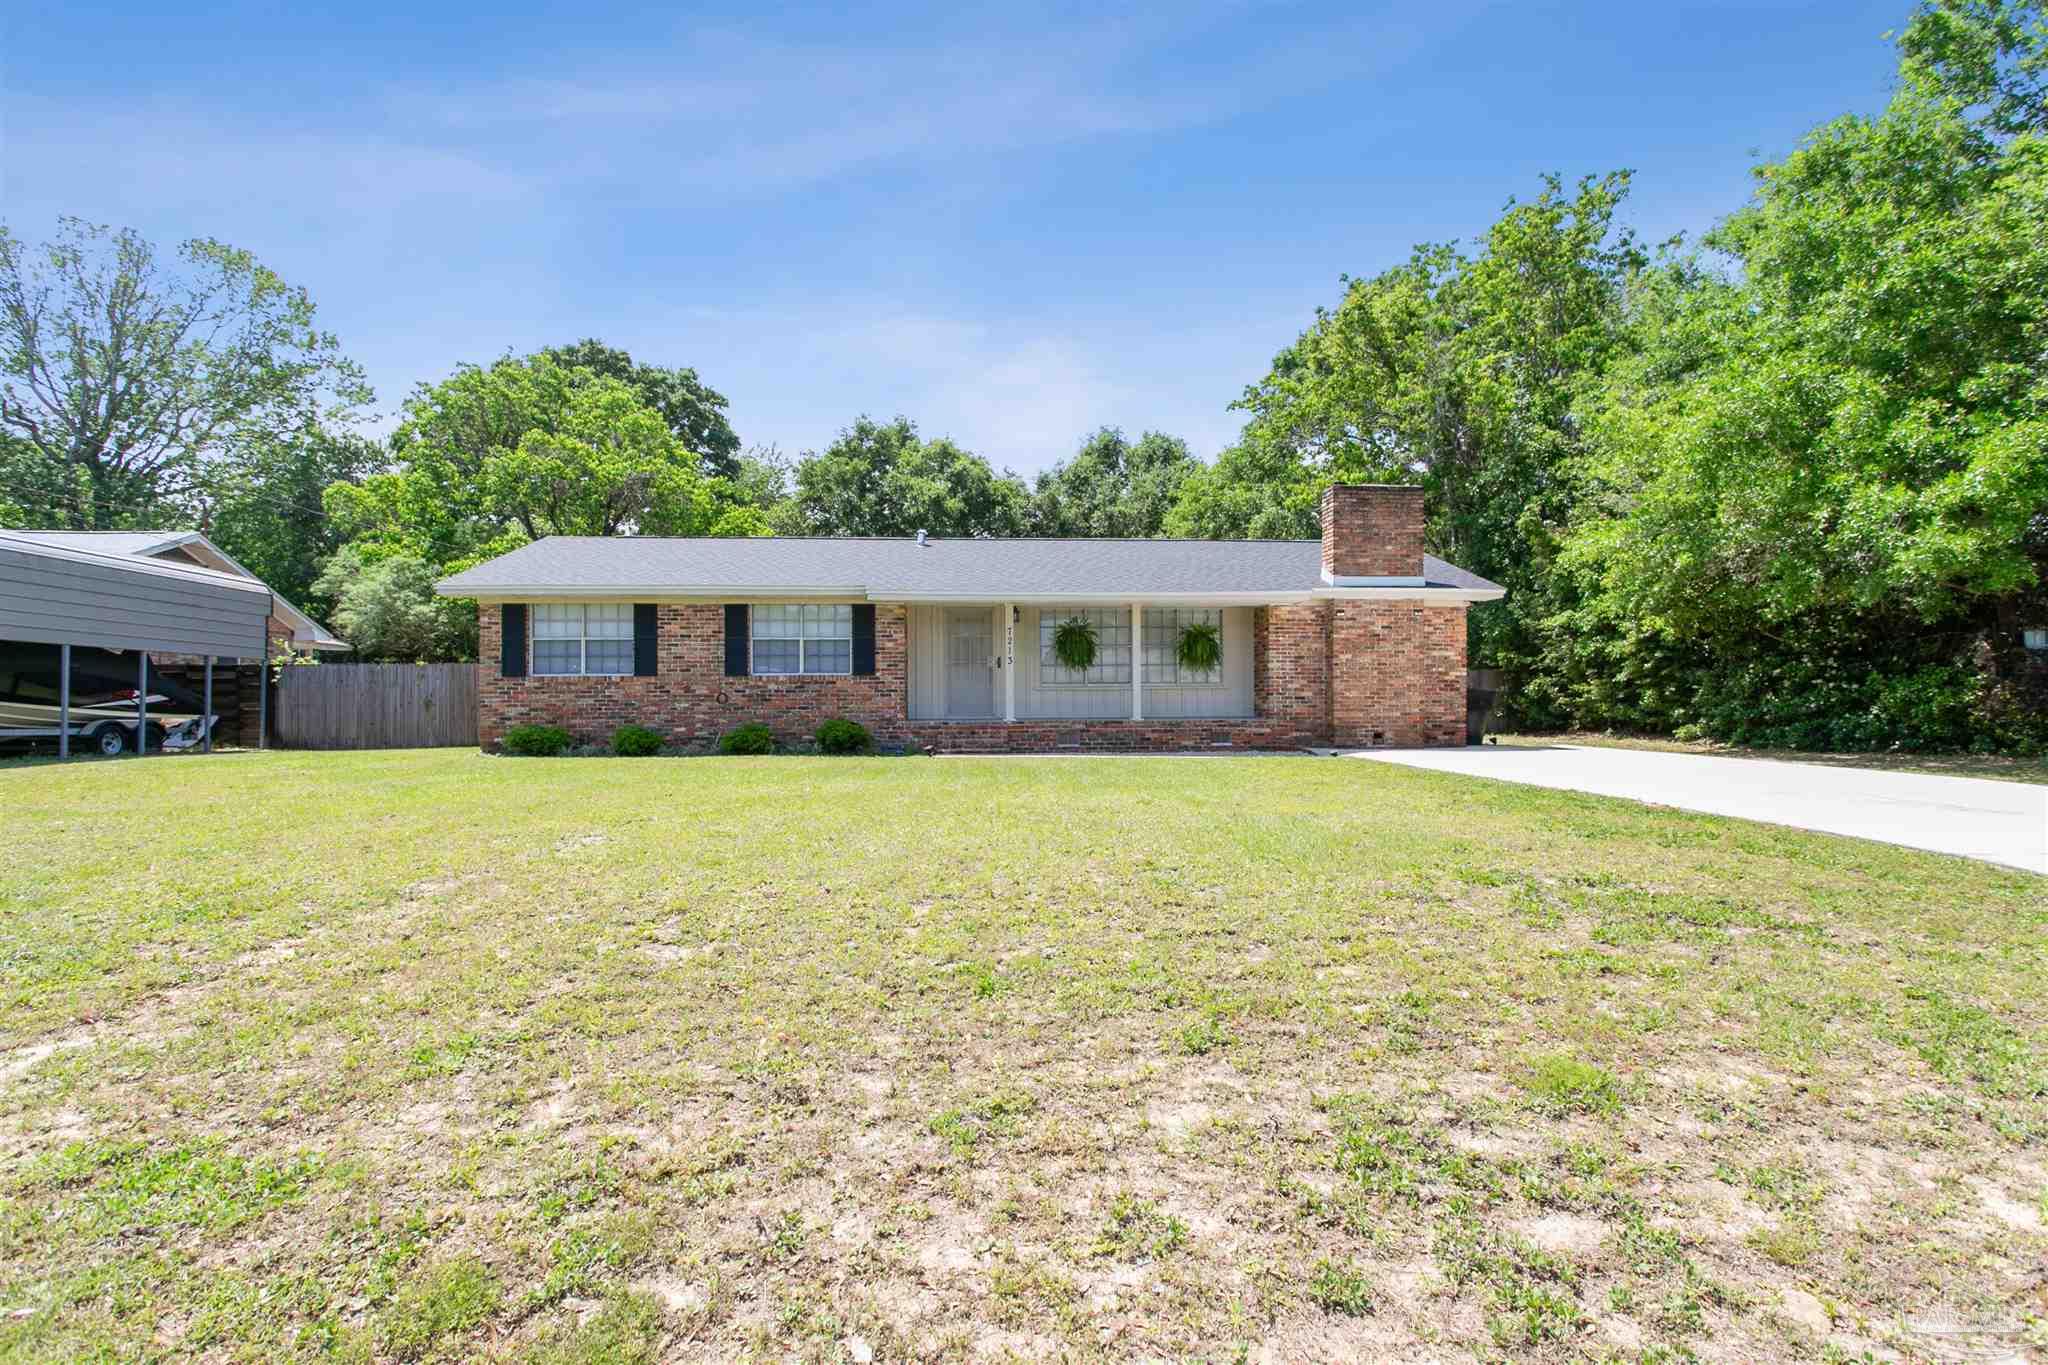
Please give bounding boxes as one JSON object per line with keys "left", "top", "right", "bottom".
{"left": 436, "top": 536, "right": 1503, "bottom": 599}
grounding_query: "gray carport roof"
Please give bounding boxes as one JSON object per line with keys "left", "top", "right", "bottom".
{"left": 0, "top": 532, "right": 274, "bottom": 658}
{"left": 2, "top": 530, "right": 346, "bottom": 649}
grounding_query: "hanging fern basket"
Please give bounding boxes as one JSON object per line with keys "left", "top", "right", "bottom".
{"left": 1052, "top": 616, "right": 1099, "bottom": 671}
{"left": 1176, "top": 620, "right": 1222, "bottom": 674}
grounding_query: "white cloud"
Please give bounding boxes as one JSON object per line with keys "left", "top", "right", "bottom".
{"left": 369, "top": 7, "right": 1442, "bottom": 195}
{"left": 2, "top": 3, "right": 1465, "bottom": 470}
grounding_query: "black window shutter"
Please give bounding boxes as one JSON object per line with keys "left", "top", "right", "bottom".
{"left": 633, "top": 604, "right": 658, "bottom": 676}
{"left": 501, "top": 604, "right": 527, "bottom": 678}
{"left": 724, "top": 604, "right": 749, "bottom": 676}
{"left": 852, "top": 604, "right": 876, "bottom": 675}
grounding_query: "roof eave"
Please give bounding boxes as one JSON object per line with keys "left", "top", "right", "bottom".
{"left": 435, "top": 581, "right": 864, "bottom": 599}
{"left": 433, "top": 582, "right": 1504, "bottom": 605}
{"left": 1313, "top": 586, "right": 1506, "bottom": 603}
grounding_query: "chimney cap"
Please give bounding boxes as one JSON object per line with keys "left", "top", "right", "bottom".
{"left": 914, "top": 529, "right": 929, "bottom": 546}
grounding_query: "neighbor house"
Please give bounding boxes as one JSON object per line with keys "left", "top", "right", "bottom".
{"left": 436, "top": 484, "right": 1503, "bottom": 752}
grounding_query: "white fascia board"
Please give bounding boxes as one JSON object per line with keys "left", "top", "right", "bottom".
{"left": 1311, "top": 586, "right": 1506, "bottom": 604}
{"left": 878, "top": 590, "right": 1314, "bottom": 605}
{"left": 434, "top": 583, "right": 1502, "bottom": 605}
{"left": 437, "top": 583, "right": 866, "bottom": 600}
{"left": 1323, "top": 572, "right": 1427, "bottom": 587}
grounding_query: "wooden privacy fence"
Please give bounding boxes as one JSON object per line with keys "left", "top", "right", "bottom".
{"left": 275, "top": 663, "right": 478, "bottom": 749}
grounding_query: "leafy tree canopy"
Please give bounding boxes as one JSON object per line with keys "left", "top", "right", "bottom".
{"left": 312, "top": 546, "right": 477, "bottom": 663}
{"left": 1028, "top": 428, "right": 1198, "bottom": 537}
{"left": 1207, "top": 171, "right": 1645, "bottom": 673}
{"left": 778, "top": 416, "right": 1029, "bottom": 538}
{"left": 204, "top": 424, "right": 383, "bottom": 617}
{"left": 327, "top": 353, "right": 767, "bottom": 570}
{"left": 0, "top": 217, "right": 369, "bottom": 530}
{"left": 539, "top": 339, "right": 743, "bottom": 480}
{"left": 1567, "top": 0, "right": 2048, "bottom": 631}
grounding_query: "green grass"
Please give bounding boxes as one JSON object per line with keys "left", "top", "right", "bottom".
{"left": 0, "top": 749, "right": 2041, "bottom": 1360}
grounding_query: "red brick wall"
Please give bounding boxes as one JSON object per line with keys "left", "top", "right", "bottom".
{"left": 910, "top": 719, "right": 1312, "bottom": 753}
{"left": 1328, "top": 602, "right": 1467, "bottom": 747}
{"left": 477, "top": 603, "right": 909, "bottom": 750}
{"left": 1321, "top": 484, "right": 1426, "bottom": 580}
{"left": 1253, "top": 603, "right": 1331, "bottom": 742}
{"left": 476, "top": 596, "right": 1468, "bottom": 752}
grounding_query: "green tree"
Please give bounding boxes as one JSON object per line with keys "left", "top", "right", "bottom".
{"left": 1028, "top": 428, "right": 1199, "bottom": 537}
{"left": 0, "top": 217, "right": 369, "bottom": 529}
{"left": 203, "top": 424, "right": 382, "bottom": 616}
{"left": 540, "top": 339, "right": 743, "bottom": 479}
{"left": 484, "top": 378, "right": 770, "bottom": 539}
{"left": 312, "top": 546, "right": 477, "bottom": 662}
{"left": 326, "top": 354, "right": 765, "bottom": 569}
{"left": 1561, "top": 0, "right": 2048, "bottom": 747}
{"left": 327, "top": 353, "right": 578, "bottom": 568}
{"left": 1207, "top": 173, "right": 1645, "bottom": 683}
{"left": 780, "top": 416, "right": 1029, "bottom": 537}
{"left": 0, "top": 432, "right": 77, "bottom": 526}
{"left": 1162, "top": 444, "right": 1321, "bottom": 540}
{"left": 729, "top": 444, "right": 795, "bottom": 514}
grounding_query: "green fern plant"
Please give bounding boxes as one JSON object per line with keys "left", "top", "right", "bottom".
{"left": 1052, "top": 616, "right": 1098, "bottom": 671}
{"left": 1175, "top": 620, "right": 1222, "bottom": 674}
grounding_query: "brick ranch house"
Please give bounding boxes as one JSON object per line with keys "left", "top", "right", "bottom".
{"left": 436, "top": 485, "right": 1503, "bottom": 753}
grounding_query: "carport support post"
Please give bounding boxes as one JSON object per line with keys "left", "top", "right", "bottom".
{"left": 257, "top": 649, "right": 268, "bottom": 751}
{"left": 57, "top": 644, "right": 70, "bottom": 759}
{"left": 136, "top": 652, "right": 148, "bottom": 758}
{"left": 203, "top": 657, "right": 214, "bottom": 754}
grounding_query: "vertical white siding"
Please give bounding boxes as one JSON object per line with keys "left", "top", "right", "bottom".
{"left": 908, "top": 602, "right": 1256, "bottom": 721}
{"left": 907, "top": 604, "right": 947, "bottom": 719}
{"left": 1014, "top": 605, "right": 1253, "bottom": 719}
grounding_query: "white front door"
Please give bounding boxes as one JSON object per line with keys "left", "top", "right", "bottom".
{"left": 945, "top": 608, "right": 995, "bottom": 717}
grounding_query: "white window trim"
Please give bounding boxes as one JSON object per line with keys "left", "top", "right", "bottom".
{"left": 1038, "top": 606, "right": 1133, "bottom": 688}
{"left": 531, "top": 603, "right": 634, "bottom": 677}
{"left": 751, "top": 604, "right": 854, "bottom": 677}
{"left": 1141, "top": 607, "right": 1226, "bottom": 689}
{"left": 1034, "top": 607, "right": 1228, "bottom": 689}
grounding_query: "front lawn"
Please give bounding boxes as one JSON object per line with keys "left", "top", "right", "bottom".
{"left": 0, "top": 751, "right": 2041, "bottom": 1361}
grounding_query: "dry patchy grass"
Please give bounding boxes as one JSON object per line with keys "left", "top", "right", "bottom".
{"left": 0, "top": 749, "right": 2042, "bottom": 1362}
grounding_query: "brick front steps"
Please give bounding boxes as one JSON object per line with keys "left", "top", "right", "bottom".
{"left": 905, "top": 719, "right": 1329, "bottom": 754}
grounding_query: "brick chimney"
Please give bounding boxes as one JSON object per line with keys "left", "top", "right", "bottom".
{"left": 1320, "top": 484, "right": 1426, "bottom": 585}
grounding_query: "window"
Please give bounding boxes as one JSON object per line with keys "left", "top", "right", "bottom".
{"left": 532, "top": 603, "right": 633, "bottom": 675}
{"left": 1039, "top": 607, "right": 1131, "bottom": 685}
{"left": 752, "top": 604, "right": 853, "bottom": 675}
{"left": 1143, "top": 608, "right": 1224, "bottom": 685}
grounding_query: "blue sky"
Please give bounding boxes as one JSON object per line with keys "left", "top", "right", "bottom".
{"left": 4, "top": 1, "right": 1904, "bottom": 475}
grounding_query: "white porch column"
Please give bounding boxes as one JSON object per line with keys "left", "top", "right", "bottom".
{"left": 1130, "top": 601, "right": 1143, "bottom": 721}
{"left": 1002, "top": 603, "right": 1016, "bottom": 722}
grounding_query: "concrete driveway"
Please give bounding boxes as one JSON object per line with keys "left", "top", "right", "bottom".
{"left": 1351, "top": 744, "right": 2047, "bottom": 874}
